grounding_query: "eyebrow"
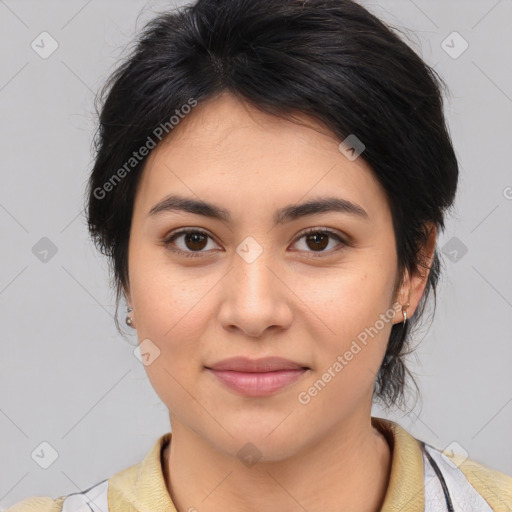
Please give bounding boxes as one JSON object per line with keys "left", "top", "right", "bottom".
{"left": 147, "top": 194, "right": 369, "bottom": 224}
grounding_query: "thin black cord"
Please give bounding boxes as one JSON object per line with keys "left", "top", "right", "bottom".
{"left": 422, "top": 442, "right": 455, "bottom": 512}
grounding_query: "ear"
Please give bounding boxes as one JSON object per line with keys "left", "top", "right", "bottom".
{"left": 392, "top": 222, "right": 437, "bottom": 325}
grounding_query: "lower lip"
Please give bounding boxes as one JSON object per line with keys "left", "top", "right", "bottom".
{"left": 206, "top": 368, "right": 308, "bottom": 397}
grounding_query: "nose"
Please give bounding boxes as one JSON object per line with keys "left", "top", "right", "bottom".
{"left": 217, "top": 246, "right": 293, "bottom": 339}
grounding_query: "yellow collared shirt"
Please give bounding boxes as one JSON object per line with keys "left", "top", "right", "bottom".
{"left": 8, "top": 417, "right": 512, "bottom": 511}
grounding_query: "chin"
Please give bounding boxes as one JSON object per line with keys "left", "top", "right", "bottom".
{"left": 216, "top": 422, "right": 307, "bottom": 462}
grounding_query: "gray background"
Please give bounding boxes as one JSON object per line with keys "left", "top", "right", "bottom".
{"left": 1, "top": 0, "right": 511, "bottom": 508}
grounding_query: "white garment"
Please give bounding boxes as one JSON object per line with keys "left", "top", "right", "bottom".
{"left": 423, "top": 444, "right": 494, "bottom": 512}
{"left": 61, "top": 480, "right": 108, "bottom": 512}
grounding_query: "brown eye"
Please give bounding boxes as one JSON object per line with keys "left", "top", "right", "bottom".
{"left": 163, "top": 229, "right": 219, "bottom": 258}
{"left": 182, "top": 232, "right": 208, "bottom": 251}
{"left": 293, "top": 229, "right": 346, "bottom": 255}
{"left": 305, "top": 232, "right": 329, "bottom": 251}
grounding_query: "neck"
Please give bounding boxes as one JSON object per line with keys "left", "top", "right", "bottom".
{"left": 163, "top": 415, "right": 392, "bottom": 512}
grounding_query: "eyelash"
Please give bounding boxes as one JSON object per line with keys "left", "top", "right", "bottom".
{"left": 162, "top": 227, "right": 348, "bottom": 259}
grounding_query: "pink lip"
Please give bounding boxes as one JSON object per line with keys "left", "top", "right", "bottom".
{"left": 206, "top": 368, "right": 308, "bottom": 396}
{"left": 205, "top": 357, "right": 309, "bottom": 397}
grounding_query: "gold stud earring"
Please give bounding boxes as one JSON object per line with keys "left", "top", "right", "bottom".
{"left": 402, "top": 303, "right": 410, "bottom": 324}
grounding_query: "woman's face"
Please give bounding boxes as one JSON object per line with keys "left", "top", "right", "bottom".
{"left": 126, "top": 92, "right": 424, "bottom": 460}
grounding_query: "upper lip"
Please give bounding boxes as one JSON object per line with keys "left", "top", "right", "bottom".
{"left": 206, "top": 356, "right": 309, "bottom": 372}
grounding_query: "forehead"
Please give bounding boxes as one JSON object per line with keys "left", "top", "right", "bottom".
{"left": 133, "top": 93, "right": 388, "bottom": 221}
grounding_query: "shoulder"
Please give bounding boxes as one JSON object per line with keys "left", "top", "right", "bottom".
{"left": 6, "top": 479, "right": 108, "bottom": 512}
{"left": 423, "top": 442, "right": 512, "bottom": 511}
{"left": 6, "top": 433, "right": 170, "bottom": 512}
{"left": 6, "top": 496, "right": 65, "bottom": 512}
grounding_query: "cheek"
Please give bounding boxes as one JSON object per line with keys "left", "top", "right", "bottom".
{"left": 294, "top": 257, "right": 395, "bottom": 382}
{"left": 295, "top": 274, "right": 393, "bottom": 415}
{"left": 130, "top": 247, "right": 213, "bottom": 339}
{"left": 130, "top": 259, "right": 211, "bottom": 411}
{"left": 297, "top": 260, "right": 394, "bottom": 334}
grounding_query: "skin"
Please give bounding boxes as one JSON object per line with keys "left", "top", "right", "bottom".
{"left": 125, "top": 92, "right": 436, "bottom": 512}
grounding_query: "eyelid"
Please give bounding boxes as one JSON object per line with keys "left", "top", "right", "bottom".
{"left": 163, "top": 227, "right": 219, "bottom": 258}
{"left": 290, "top": 227, "right": 349, "bottom": 256}
{"left": 295, "top": 226, "right": 347, "bottom": 242}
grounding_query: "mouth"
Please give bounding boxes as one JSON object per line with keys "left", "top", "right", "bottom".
{"left": 205, "top": 356, "right": 310, "bottom": 397}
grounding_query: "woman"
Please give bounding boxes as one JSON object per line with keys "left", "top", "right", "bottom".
{"left": 9, "top": 0, "right": 512, "bottom": 510}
